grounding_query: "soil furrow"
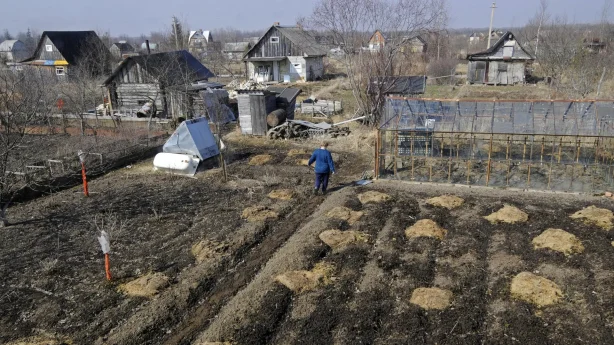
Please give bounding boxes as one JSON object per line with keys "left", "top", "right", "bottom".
{"left": 193, "top": 188, "right": 355, "bottom": 344}
{"left": 159, "top": 195, "right": 325, "bottom": 345}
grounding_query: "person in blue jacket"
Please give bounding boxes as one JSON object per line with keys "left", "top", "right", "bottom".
{"left": 308, "top": 141, "right": 336, "bottom": 195}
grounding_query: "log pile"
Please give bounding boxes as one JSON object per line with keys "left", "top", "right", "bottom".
{"left": 267, "top": 121, "right": 350, "bottom": 140}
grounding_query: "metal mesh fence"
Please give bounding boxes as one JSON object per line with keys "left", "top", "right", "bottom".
{"left": 377, "top": 97, "right": 614, "bottom": 193}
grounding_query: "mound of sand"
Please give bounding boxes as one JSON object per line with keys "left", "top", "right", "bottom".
{"left": 426, "top": 195, "right": 465, "bottom": 210}
{"left": 410, "top": 287, "right": 454, "bottom": 310}
{"left": 326, "top": 207, "right": 364, "bottom": 225}
{"left": 191, "top": 240, "right": 229, "bottom": 263}
{"left": 532, "top": 229, "right": 584, "bottom": 256}
{"left": 484, "top": 205, "right": 529, "bottom": 224}
{"left": 275, "top": 262, "right": 335, "bottom": 293}
{"left": 268, "top": 189, "right": 294, "bottom": 200}
{"left": 570, "top": 206, "right": 614, "bottom": 230}
{"left": 510, "top": 272, "right": 563, "bottom": 307}
{"left": 357, "top": 191, "right": 392, "bottom": 204}
{"left": 118, "top": 272, "right": 169, "bottom": 298}
{"left": 319, "top": 230, "right": 369, "bottom": 249}
{"left": 288, "top": 149, "right": 308, "bottom": 156}
{"left": 248, "top": 154, "right": 272, "bottom": 166}
{"left": 405, "top": 219, "right": 447, "bottom": 240}
{"left": 241, "top": 206, "right": 279, "bottom": 222}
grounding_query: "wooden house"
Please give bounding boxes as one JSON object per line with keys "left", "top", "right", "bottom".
{"left": 243, "top": 23, "right": 327, "bottom": 83}
{"left": 467, "top": 32, "right": 534, "bottom": 85}
{"left": 368, "top": 30, "right": 427, "bottom": 53}
{"left": 102, "top": 50, "right": 215, "bottom": 118}
{"left": 110, "top": 41, "right": 136, "bottom": 59}
{"left": 21, "top": 31, "right": 111, "bottom": 77}
{"left": 0, "top": 40, "right": 28, "bottom": 64}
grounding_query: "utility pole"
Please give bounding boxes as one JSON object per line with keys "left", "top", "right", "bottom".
{"left": 172, "top": 16, "right": 179, "bottom": 50}
{"left": 487, "top": 2, "right": 497, "bottom": 49}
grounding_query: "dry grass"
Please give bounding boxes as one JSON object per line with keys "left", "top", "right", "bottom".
{"left": 275, "top": 262, "right": 335, "bottom": 293}
{"left": 570, "top": 206, "right": 614, "bottom": 230}
{"left": 191, "top": 240, "right": 229, "bottom": 263}
{"left": 326, "top": 207, "right": 364, "bottom": 225}
{"left": 357, "top": 191, "right": 391, "bottom": 204}
{"left": 405, "top": 219, "right": 447, "bottom": 240}
{"left": 241, "top": 206, "right": 279, "bottom": 222}
{"left": 319, "top": 229, "right": 369, "bottom": 249}
{"left": 426, "top": 195, "right": 464, "bottom": 210}
{"left": 510, "top": 272, "right": 563, "bottom": 307}
{"left": 268, "top": 189, "right": 294, "bottom": 200}
{"left": 118, "top": 273, "right": 169, "bottom": 298}
{"left": 248, "top": 155, "right": 272, "bottom": 166}
{"left": 532, "top": 229, "right": 584, "bottom": 256}
{"left": 484, "top": 205, "right": 529, "bottom": 224}
{"left": 410, "top": 287, "right": 454, "bottom": 310}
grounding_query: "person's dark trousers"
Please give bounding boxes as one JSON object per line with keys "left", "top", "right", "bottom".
{"left": 315, "top": 173, "right": 330, "bottom": 192}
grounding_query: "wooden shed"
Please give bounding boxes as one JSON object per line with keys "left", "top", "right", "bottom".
{"left": 237, "top": 87, "right": 302, "bottom": 135}
{"left": 467, "top": 32, "right": 534, "bottom": 85}
{"left": 102, "top": 50, "right": 214, "bottom": 117}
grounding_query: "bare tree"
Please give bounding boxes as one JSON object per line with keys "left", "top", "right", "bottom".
{"left": 308, "top": 0, "right": 447, "bottom": 126}
{"left": 0, "top": 69, "right": 55, "bottom": 226}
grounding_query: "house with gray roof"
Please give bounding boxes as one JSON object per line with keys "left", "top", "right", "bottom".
{"left": 243, "top": 23, "right": 327, "bottom": 83}
{"left": 0, "top": 40, "right": 28, "bottom": 64}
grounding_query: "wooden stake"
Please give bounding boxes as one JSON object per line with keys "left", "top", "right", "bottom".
{"left": 104, "top": 253, "right": 112, "bottom": 281}
{"left": 81, "top": 162, "right": 89, "bottom": 197}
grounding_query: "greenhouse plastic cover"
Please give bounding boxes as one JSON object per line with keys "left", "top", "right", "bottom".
{"left": 163, "top": 118, "right": 219, "bottom": 160}
{"left": 381, "top": 98, "right": 614, "bottom": 136}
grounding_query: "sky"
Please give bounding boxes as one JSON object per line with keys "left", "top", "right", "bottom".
{"left": 0, "top": 0, "right": 609, "bottom": 36}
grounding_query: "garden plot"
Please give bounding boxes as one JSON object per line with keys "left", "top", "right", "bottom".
{"left": 4, "top": 140, "right": 614, "bottom": 345}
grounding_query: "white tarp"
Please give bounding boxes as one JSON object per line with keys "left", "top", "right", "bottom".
{"left": 163, "top": 118, "right": 220, "bottom": 160}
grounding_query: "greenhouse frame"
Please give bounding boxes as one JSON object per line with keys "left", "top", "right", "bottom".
{"left": 376, "top": 97, "right": 614, "bottom": 193}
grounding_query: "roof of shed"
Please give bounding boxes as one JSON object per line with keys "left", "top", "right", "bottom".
{"left": 103, "top": 50, "right": 214, "bottom": 86}
{"left": 467, "top": 31, "right": 535, "bottom": 60}
{"left": 23, "top": 31, "right": 109, "bottom": 65}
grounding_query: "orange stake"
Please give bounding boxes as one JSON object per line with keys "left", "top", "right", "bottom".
{"left": 81, "top": 162, "right": 89, "bottom": 197}
{"left": 104, "top": 253, "right": 112, "bottom": 281}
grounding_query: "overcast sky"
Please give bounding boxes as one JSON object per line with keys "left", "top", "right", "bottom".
{"left": 0, "top": 0, "right": 609, "bottom": 36}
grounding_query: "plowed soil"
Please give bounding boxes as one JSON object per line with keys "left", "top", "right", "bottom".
{"left": 3, "top": 132, "right": 614, "bottom": 345}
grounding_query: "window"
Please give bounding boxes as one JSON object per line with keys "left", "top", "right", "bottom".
{"left": 55, "top": 66, "right": 65, "bottom": 76}
{"left": 46, "top": 45, "right": 53, "bottom": 52}
{"left": 270, "top": 37, "right": 280, "bottom": 43}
